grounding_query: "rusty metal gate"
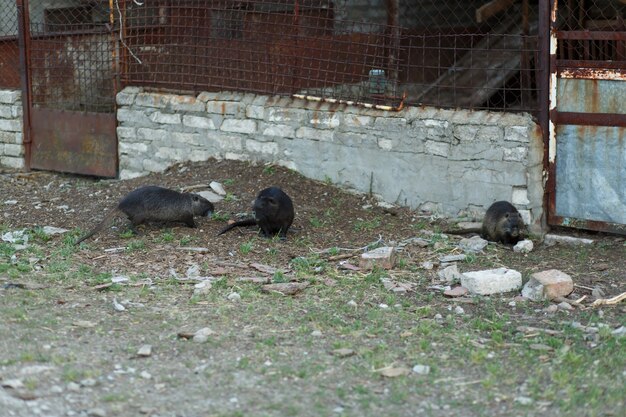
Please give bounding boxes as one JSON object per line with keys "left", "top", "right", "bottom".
{"left": 17, "top": 0, "right": 117, "bottom": 177}
{"left": 547, "top": 0, "right": 626, "bottom": 234}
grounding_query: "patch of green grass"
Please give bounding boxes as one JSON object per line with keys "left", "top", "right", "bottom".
{"left": 272, "top": 270, "right": 287, "bottom": 283}
{"left": 125, "top": 239, "right": 145, "bottom": 252}
{"left": 354, "top": 217, "right": 381, "bottom": 232}
{"left": 308, "top": 217, "right": 323, "bottom": 228}
{"left": 159, "top": 230, "right": 175, "bottom": 243}
{"left": 224, "top": 193, "right": 237, "bottom": 202}
{"left": 211, "top": 211, "right": 230, "bottom": 222}
{"left": 239, "top": 239, "right": 255, "bottom": 255}
{"left": 119, "top": 229, "right": 135, "bottom": 239}
{"left": 262, "top": 165, "right": 276, "bottom": 175}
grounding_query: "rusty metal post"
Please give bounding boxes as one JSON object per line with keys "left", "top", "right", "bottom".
{"left": 386, "top": 0, "right": 399, "bottom": 88}
{"left": 16, "top": 0, "right": 32, "bottom": 170}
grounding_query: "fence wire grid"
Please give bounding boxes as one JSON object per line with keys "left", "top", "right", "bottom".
{"left": 1, "top": 1, "right": 624, "bottom": 114}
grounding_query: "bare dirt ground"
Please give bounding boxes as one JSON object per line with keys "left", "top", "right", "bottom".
{"left": 1, "top": 159, "right": 625, "bottom": 417}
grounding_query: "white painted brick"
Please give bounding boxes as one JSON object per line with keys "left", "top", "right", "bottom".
{"left": 296, "top": 127, "right": 333, "bottom": 141}
{"left": 14, "top": 133, "right": 22, "bottom": 145}
{"left": 309, "top": 113, "right": 340, "bottom": 128}
{"left": 1, "top": 156, "right": 25, "bottom": 169}
{"left": 0, "top": 90, "right": 20, "bottom": 104}
{"left": 3, "top": 144, "right": 23, "bottom": 157}
{"left": 512, "top": 188, "right": 530, "bottom": 205}
{"left": 461, "top": 268, "right": 522, "bottom": 295}
{"left": 212, "top": 135, "right": 243, "bottom": 151}
{"left": 518, "top": 209, "right": 531, "bottom": 226}
{"left": 116, "top": 126, "right": 136, "bottom": 139}
{"left": 503, "top": 147, "right": 527, "bottom": 162}
{"left": 343, "top": 114, "right": 372, "bottom": 128}
{"left": 207, "top": 101, "right": 241, "bottom": 115}
{"left": 119, "top": 169, "right": 145, "bottom": 180}
{"left": 171, "top": 132, "right": 208, "bottom": 147}
{"left": 0, "top": 104, "right": 12, "bottom": 118}
{"left": 268, "top": 108, "right": 306, "bottom": 124}
{"left": 119, "top": 142, "right": 148, "bottom": 154}
{"left": 137, "top": 128, "right": 168, "bottom": 142}
{"left": 0, "top": 131, "right": 17, "bottom": 143}
{"left": 262, "top": 124, "right": 295, "bottom": 138}
{"left": 220, "top": 119, "right": 256, "bottom": 134}
{"left": 135, "top": 92, "right": 170, "bottom": 108}
{"left": 245, "top": 139, "right": 278, "bottom": 155}
{"left": 116, "top": 91, "right": 136, "bottom": 106}
{"left": 117, "top": 109, "right": 152, "bottom": 125}
{"left": 169, "top": 96, "right": 205, "bottom": 112}
{"left": 246, "top": 105, "right": 265, "bottom": 119}
{"left": 150, "top": 112, "right": 181, "bottom": 125}
{"left": 143, "top": 158, "right": 170, "bottom": 173}
{"left": 183, "top": 115, "right": 216, "bottom": 129}
{"left": 425, "top": 140, "right": 448, "bottom": 157}
{"left": 505, "top": 126, "right": 530, "bottom": 143}
{"left": 0, "top": 119, "right": 22, "bottom": 132}
{"left": 378, "top": 138, "right": 393, "bottom": 150}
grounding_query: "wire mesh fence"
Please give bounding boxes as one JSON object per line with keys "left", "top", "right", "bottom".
{"left": 0, "top": 1, "right": 20, "bottom": 89}
{"left": 117, "top": 0, "right": 542, "bottom": 112}
{"left": 1, "top": 1, "right": 624, "bottom": 114}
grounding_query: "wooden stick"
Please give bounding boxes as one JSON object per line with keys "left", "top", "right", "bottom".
{"left": 591, "top": 291, "right": 626, "bottom": 307}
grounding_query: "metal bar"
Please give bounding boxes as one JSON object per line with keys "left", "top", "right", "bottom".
{"left": 545, "top": 0, "right": 558, "bottom": 228}
{"left": 16, "top": 0, "right": 31, "bottom": 170}
{"left": 558, "top": 66, "right": 626, "bottom": 80}
{"left": 550, "top": 111, "right": 626, "bottom": 127}
{"left": 556, "top": 60, "right": 626, "bottom": 70}
{"left": 548, "top": 214, "right": 626, "bottom": 236}
{"left": 556, "top": 30, "right": 626, "bottom": 41}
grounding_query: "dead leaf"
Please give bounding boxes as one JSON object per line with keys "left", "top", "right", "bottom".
{"left": 72, "top": 320, "right": 96, "bottom": 328}
{"left": 331, "top": 348, "right": 355, "bottom": 358}
{"left": 444, "top": 286, "right": 469, "bottom": 297}
{"left": 339, "top": 262, "right": 360, "bottom": 271}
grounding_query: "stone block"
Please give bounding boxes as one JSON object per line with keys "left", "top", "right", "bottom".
{"left": 424, "top": 140, "right": 449, "bottom": 157}
{"left": 262, "top": 124, "right": 295, "bottom": 138}
{"left": 453, "top": 125, "right": 480, "bottom": 142}
{"left": 150, "top": 112, "right": 181, "bottom": 125}
{"left": 505, "top": 125, "right": 530, "bottom": 143}
{"left": 246, "top": 105, "right": 265, "bottom": 119}
{"left": 513, "top": 239, "right": 534, "bottom": 253}
{"left": 478, "top": 125, "right": 503, "bottom": 142}
{"left": 183, "top": 115, "right": 216, "bottom": 130}
{"left": 267, "top": 108, "right": 306, "bottom": 124}
{"left": 0, "top": 156, "right": 25, "bottom": 170}
{"left": 461, "top": 268, "right": 522, "bottom": 295}
{"left": 0, "top": 131, "right": 17, "bottom": 144}
{"left": 169, "top": 96, "right": 205, "bottom": 112}
{"left": 503, "top": 146, "right": 528, "bottom": 162}
{"left": 135, "top": 92, "right": 170, "bottom": 108}
{"left": 0, "top": 119, "right": 22, "bottom": 132}
{"left": 212, "top": 134, "right": 243, "bottom": 151}
{"left": 459, "top": 236, "right": 488, "bottom": 252}
{"left": 343, "top": 114, "right": 372, "bottom": 128}
{"left": 518, "top": 209, "right": 531, "bottom": 226}
{"left": 3, "top": 144, "right": 24, "bottom": 157}
{"left": 137, "top": 128, "right": 168, "bottom": 142}
{"left": 296, "top": 127, "right": 333, "bottom": 142}
{"left": 220, "top": 119, "right": 256, "bottom": 134}
{"left": 119, "top": 142, "right": 148, "bottom": 154}
{"left": 521, "top": 269, "right": 573, "bottom": 301}
{"left": 0, "top": 90, "right": 20, "bottom": 104}
{"left": 189, "top": 150, "right": 212, "bottom": 162}
{"left": 117, "top": 109, "right": 153, "bottom": 125}
{"left": 543, "top": 234, "right": 593, "bottom": 246}
{"left": 119, "top": 169, "right": 145, "bottom": 180}
{"left": 373, "top": 117, "right": 407, "bottom": 131}
{"left": 116, "top": 90, "right": 136, "bottom": 106}
{"left": 245, "top": 139, "right": 278, "bottom": 155}
{"left": 171, "top": 132, "right": 206, "bottom": 147}
{"left": 143, "top": 158, "right": 170, "bottom": 173}
{"left": 207, "top": 101, "right": 242, "bottom": 115}
{"left": 155, "top": 147, "right": 186, "bottom": 161}
{"left": 116, "top": 126, "right": 136, "bottom": 139}
{"left": 0, "top": 104, "right": 13, "bottom": 118}
{"left": 359, "top": 246, "right": 396, "bottom": 270}
{"left": 309, "top": 112, "right": 341, "bottom": 128}
{"left": 512, "top": 188, "right": 530, "bottom": 205}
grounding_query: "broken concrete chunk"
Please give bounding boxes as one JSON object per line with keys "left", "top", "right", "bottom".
{"left": 513, "top": 239, "right": 534, "bottom": 253}
{"left": 437, "top": 264, "right": 463, "bottom": 284}
{"left": 521, "top": 269, "right": 573, "bottom": 301}
{"left": 459, "top": 236, "right": 488, "bottom": 252}
{"left": 461, "top": 268, "right": 522, "bottom": 295}
{"left": 359, "top": 246, "right": 395, "bottom": 270}
{"left": 543, "top": 234, "right": 593, "bottom": 246}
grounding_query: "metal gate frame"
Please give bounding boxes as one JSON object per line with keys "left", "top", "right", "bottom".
{"left": 16, "top": 0, "right": 119, "bottom": 178}
{"left": 545, "top": 0, "right": 626, "bottom": 235}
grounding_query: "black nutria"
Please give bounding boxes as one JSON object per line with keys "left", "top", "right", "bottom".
{"left": 446, "top": 201, "right": 525, "bottom": 244}
{"left": 218, "top": 186, "right": 294, "bottom": 239}
{"left": 75, "top": 186, "right": 214, "bottom": 245}
{"left": 481, "top": 201, "right": 525, "bottom": 244}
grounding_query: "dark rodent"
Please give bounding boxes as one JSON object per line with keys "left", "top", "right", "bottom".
{"left": 218, "top": 186, "right": 294, "bottom": 239}
{"left": 481, "top": 200, "right": 525, "bottom": 244}
{"left": 74, "top": 186, "right": 214, "bottom": 245}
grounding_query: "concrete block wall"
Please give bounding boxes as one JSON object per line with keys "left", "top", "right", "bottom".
{"left": 116, "top": 87, "right": 545, "bottom": 233}
{"left": 0, "top": 89, "right": 25, "bottom": 170}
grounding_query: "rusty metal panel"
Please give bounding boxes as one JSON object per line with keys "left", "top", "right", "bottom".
{"left": 554, "top": 124, "right": 626, "bottom": 226}
{"left": 557, "top": 78, "right": 625, "bottom": 113}
{"left": 29, "top": 108, "right": 117, "bottom": 178}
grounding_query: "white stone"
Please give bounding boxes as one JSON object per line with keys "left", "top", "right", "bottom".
{"left": 268, "top": 108, "right": 305, "bottom": 123}
{"left": 544, "top": 234, "right": 594, "bottom": 246}
{"left": 505, "top": 125, "right": 530, "bottom": 143}
{"left": 119, "top": 142, "right": 148, "bottom": 154}
{"left": 196, "top": 190, "right": 223, "bottom": 203}
{"left": 343, "top": 114, "right": 372, "bottom": 127}
{"left": 137, "top": 128, "right": 168, "bottom": 142}
{"left": 135, "top": 92, "right": 170, "bottom": 108}
{"left": 503, "top": 146, "right": 527, "bottom": 162}
{"left": 245, "top": 139, "right": 278, "bottom": 155}
{"left": 309, "top": 113, "right": 340, "bottom": 128}
{"left": 220, "top": 119, "right": 256, "bottom": 134}
{"left": 262, "top": 124, "right": 295, "bottom": 138}
{"left": 461, "top": 268, "right": 522, "bottom": 295}
{"left": 212, "top": 134, "right": 243, "bottom": 151}
{"left": 412, "top": 365, "right": 430, "bottom": 375}
{"left": 521, "top": 269, "right": 573, "bottom": 301}
{"left": 155, "top": 147, "right": 186, "bottom": 161}
{"left": 150, "top": 112, "right": 181, "bottom": 125}
{"left": 116, "top": 126, "right": 136, "bottom": 139}
{"left": 296, "top": 126, "right": 333, "bottom": 141}
{"left": 3, "top": 144, "right": 23, "bottom": 157}
{"left": 0, "top": 90, "right": 20, "bottom": 104}
{"left": 0, "top": 156, "right": 25, "bottom": 169}
{"left": 459, "top": 236, "right": 488, "bottom": 252}
{"left": 512, "top": 188, "right": 530, "bottom": 205}
{"left": 209, "top": 181, "right": 226, "bottom": 196}
{"left": 378, "top": 138, "right": 393, "bottom": 150}
{"left": 117, "top": 108, "right": 152, "bottom": 124}
{"left": 424, "top": 140, "right": 448, "bottom": 157}
{"left": 0, "top": 119, "right": 21, "bottom": 132}
{"left": 169, "top": 96, "right": 205, "bottom": 112}
{"left": 0, "top": 104, "right": 12, "bottom": 118}
{"left": 246, "top": 105, "right": 265, "bottom": 119}
{"left": 193, "top": 327, "right": 215, "bottom": 343}
{"left": 227, "top": 292, "right": 241, "bottom": 302}
{"left": 518, "top": 209, "right": 532, "bottom": 226}
{"left": 437, "top": 264, "right": 463, "bottom": 283}
{"left": 207, "top": 101, "right": 241, "bottom": 115}
{"left": 513, "top": 239, "right": 534, "bottom": 253}
{"left": 359, "top": 246, "right": 395, "bottom": 269}
{"left": 116, "top": 91, "right": 136, "bottom": 106}
{"left": 143, "top": 159, "right": 169, "bottom": 173}
{"left": 183, "top": 115, "right": 216, "bottom": 129}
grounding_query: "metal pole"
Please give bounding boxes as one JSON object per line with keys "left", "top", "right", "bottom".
{"left": 16, "top": 0, "right": 32, "bottom": 170}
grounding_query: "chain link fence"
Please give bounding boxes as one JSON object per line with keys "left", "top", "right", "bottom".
{"left": 0, "top": 1, "right": 20, "bottom": 89}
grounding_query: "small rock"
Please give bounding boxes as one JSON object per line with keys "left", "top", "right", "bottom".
{"left": 67, "top": 382, "right": 81, "bottom": 392}
{"left": 412, "top": 364, "right": 431, "bottom": 375}
{"left": 444, "top": 286, "right": 469, "bottom": 297}
{"left": 529, "top": 343, "right": 553, "bottom": 351}
{"left": 1, "top": 379, "right": 24, "bottom": 389}
{"left": 112, "top": 298, "right": 126, "bottom": 312}
{"left": 420, "top": 261, "right": 434, "bottom": 270}
{"left": 196, "top": 190, "right": 223, "bottom": 203}
{"left": 439, "top": 254, "right": 466, "bottom": 263}
{"left": 359, "top": 246, "right": 396, "bottom": 270}
{"left": 544, "top": 234, "right": 594, "bottom": 246}
{"left": 611, "top": 326, "right": 626, "bottom": 338}
{"left": 42, "top": 226, "right": 69, "bottom": 235}
{"left": 80, "top": 378, "right": 97, "bottom": 387}
{"left": 379, "top": 303, "right": 389, "bottom": 309}
{"left": 261, "top": 282, "right": 309, "bottom": 295}
{"left": 461, "top": 268, "right": 522, "bottom": 295}
{"left": 513, "top": 239, "right": 534, "bottom": 253}
{"left": 515, "top": 396, "right": 534, "bottom": 405}
{"left": 209, "top": 181, "right": 226, "bottom": 196}
{"left": 193, "top": 327, "right": 215, "bottom": 343}
{"left": 193, "top": 281, "right": 213, "bottom": 296}
{"left": 139, "top": 371, "right": 151, "bottom": 379}
{"left": 459, "top": 236, "right": 488, "bottom": 252}
{"left": 557, "top": 301, "right": 573, "bottom": 311}
{"left": 438, "top": 264, "right": 463, "bottom": 284}
{"left": 227, "top": 292, "right": 241, "bottom": 302}
{"left": 454, "top": 306, "right": 465, "bottom": 315}
{"left": 311, "top": 330, "right": 323, "bottom": 337}
{"left": 378, "top": 367, "right": 410, "bottom": 378}
{"left": 347, "top": 300, "right": 357, "bottom": 307}
{"left": 522, "top": 269, "right": 574, "bottom": 301}
{"left": 545, "top": 304, "right": 558, "bottom": 313}
{"left": 87, "top": 408, "right": 107, "bottom": 417}
{"left": 137, "top": 344, "right": 152, "bottom": 357}
{"left": 332, "top": 348, "right": 355, "bottom": 358}
{"left": 4, "top": 200, "right": 18, "bottom": 205}
{"left": 434, "top": 313, "right": 443, "bottom": 320}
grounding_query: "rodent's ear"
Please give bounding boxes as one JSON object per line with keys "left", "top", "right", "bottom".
{"left": 267, "top": 197, "right": 277, "bottom": 205}
{"left": 505, "top": 213, "right": 510, "bottom": 218}
{"left": 192, "top": 195, "right": 199, "bottom": 201}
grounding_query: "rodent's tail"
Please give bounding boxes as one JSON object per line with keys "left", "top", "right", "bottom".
{"left": 74, "top": 209, "right": 120, "bottom": 245}
{"left": 217, "top": 218, "right": 257, "bottom": 236}
{"left": 443, "top": 227, "right": 482, "bottom": 235}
